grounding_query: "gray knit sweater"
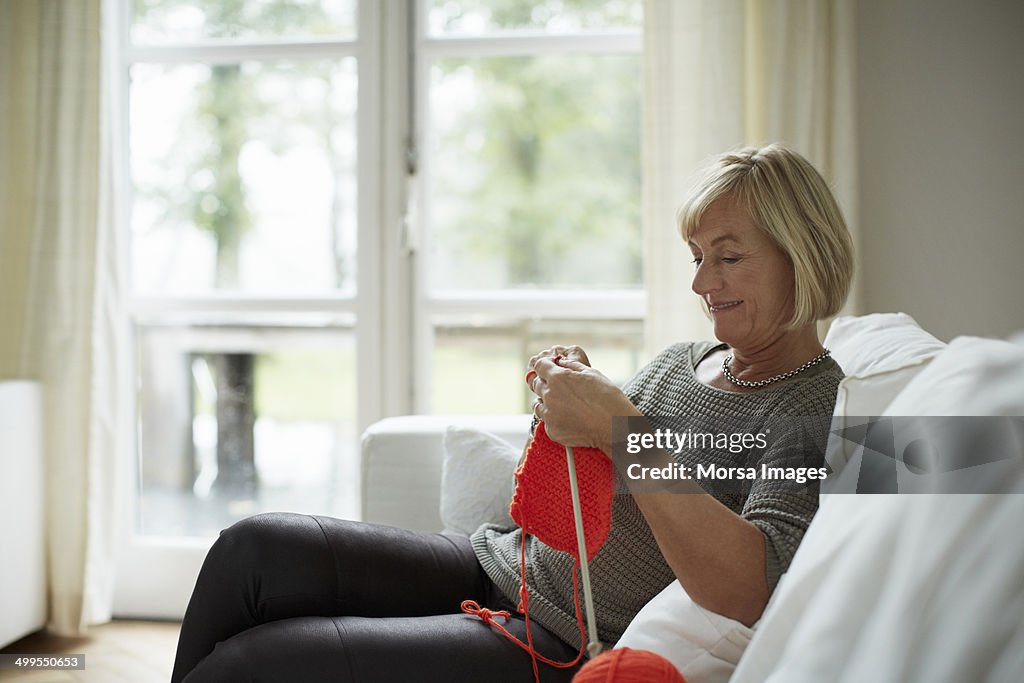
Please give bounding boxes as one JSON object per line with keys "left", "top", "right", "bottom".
{"left": 471, "top": 341, "right": 844, "bottom": 650}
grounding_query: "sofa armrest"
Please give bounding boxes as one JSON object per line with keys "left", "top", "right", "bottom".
{"left": 0, "top": 382, "right": 45, "bottom": 648}
{"left": 360, "top": 414, "right": 531, "bottom": 532}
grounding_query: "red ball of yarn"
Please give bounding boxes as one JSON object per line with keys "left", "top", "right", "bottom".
{"left": 572, "top": 647, "right": 686, "bottom": 683}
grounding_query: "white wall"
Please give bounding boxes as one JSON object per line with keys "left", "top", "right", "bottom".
{"left": 856, "top": 0, "right": 1024, "bottom": 340}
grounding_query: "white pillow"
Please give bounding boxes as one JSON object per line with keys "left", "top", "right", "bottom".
{"left": 884, "top": 336, "right": 1024, "bottom": 416}
{"left": 616, "top": 581, "right": 754, "bottom": 683}
{"left": 731, "top": 494, "right": 1024, "bottom": 683}
{"left": 440, "top": 426, "right": 519, "bottom": 536}
{"left": 731, "top": 336, "right": 1024, "bottom": 682}
{"left": 876, "top": 337, "right": 1024, "bottom": 495}
{"left": 824, "top": 313, "right": 946, "bottom": 417}
{"left": 823, "top": 314, "right": 946, "bottom": 475}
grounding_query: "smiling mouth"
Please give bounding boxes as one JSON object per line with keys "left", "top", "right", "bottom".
{"left": 708, "top": 300, "right": 742, "bottom": 312}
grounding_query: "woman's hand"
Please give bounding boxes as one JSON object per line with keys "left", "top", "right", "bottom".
{"left": 531, "top": 354, "right": 639, "bottom": 453}
{"left": 526, "top": 344, "right": 590, "bottom": 393}
{"left": 525, "top": 344, "right": 590, "bottom": 404}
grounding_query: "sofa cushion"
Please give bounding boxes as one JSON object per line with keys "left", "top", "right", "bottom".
{"left": 615, "top": 580, "right": 753, "bottom": 682}
{"left": 730, "top": 493, "right": 1024, "bottom": 683}
{"left": 440, "top": 426, "right": 519, "bottom": 536}
{"left": 824, "top": 312, "right": 946, "bottom": 417}
{"left": 884, "top": 335, "right": 1024, "bottom": 416}
{"left": 730, "top": 336, "right": 1024, "bottom": 682}
{"left": 360, "top": 414, "right": 529, "bottom": 532}
{"left": 823, "top": 313, "right": 946, "bottom": 476}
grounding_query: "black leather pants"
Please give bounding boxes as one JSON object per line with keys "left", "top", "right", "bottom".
{"left": 171, "top": 512, "right": 579, "bottom": 682}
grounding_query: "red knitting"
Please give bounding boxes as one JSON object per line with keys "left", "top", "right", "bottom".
{"left": 510, "top": 421, "right": 613, "bottom": 561}
{"left": 463, "top": 417, "right": 615, "bottom": 682}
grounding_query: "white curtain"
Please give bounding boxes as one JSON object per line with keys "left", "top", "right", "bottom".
{"left": 0, "top": 0, "right": 129, "bottom": 636}
{"left": 642, "top": 0, "right": 860, "bottom": 355}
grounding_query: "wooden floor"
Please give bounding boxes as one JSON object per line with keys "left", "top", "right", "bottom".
{"left": 0, "top": 621, "right": 180, "bottom": 683}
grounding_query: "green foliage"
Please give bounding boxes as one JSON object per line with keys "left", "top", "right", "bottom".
{"left": 433, "top": 53, "right": 642, "bottom": 288}
{"left": 191, "top": 63, "right": 254, "bottom": 287}
{"left": 133, "top": 0, "right": 350, "bottom": 288}
{"left": 256, "top": 349, "right": 355, "bottom": 421}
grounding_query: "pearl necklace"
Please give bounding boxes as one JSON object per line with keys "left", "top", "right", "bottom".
{"left": 722, "top": 349, "right": 832, "bottom": 388}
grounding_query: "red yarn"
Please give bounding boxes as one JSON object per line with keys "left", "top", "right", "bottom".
{"left": 572, "top": 648, "right": 687, "bottom": 683}
{"left": 463, "top": 416, "right": 615, "bottom": 683}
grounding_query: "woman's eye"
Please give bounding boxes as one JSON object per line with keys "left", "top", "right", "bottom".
{"left": 722, "top": 257, "right": 741, "bottom": 264}
{"left": 690, "top": 257, "right": 703, "bottom": 266}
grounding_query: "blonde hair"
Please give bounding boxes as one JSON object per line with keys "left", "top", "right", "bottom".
{"left": 677, "top": 144, "right": 854, "bottom": 328}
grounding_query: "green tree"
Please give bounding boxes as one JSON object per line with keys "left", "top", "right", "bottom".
{"left": 192, "top": 58, "right": 260, "bottom": 495}
{"left": 431, "top": 1, "right": 643, "bottom": 289}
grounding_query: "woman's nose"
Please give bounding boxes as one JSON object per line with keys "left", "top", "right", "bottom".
{"left": 691, "top": 262, "right": 721, "bottom": 297}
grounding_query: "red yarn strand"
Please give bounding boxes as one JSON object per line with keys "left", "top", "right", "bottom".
{"left": 462, "top": 419, "right": 614, "bottom": 683}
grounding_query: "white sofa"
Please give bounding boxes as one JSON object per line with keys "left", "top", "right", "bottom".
{"left": 360, "top": 314, "right": 1024, "bottom": 682}
{"left": 0, "top": 381, "right": 46, "bottom": 648}
{"left": 361, "top": 414, "right": 531, "bottom": 533}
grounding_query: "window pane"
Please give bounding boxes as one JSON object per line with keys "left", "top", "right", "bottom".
{"left": 428, "top": 55, "right": 642, "bottom": 290}
{"left": 136, "top": 323, "right": 357, "bottom": 537}
{"left": 431, "top": 318, "right": 644, "bottom": 414}
{"left": 428, "top": 0, "right": 642, "bottom": 35}
{"left": 131, "top": 0, "right": 357, "bottom": 44}
{"left": 130, "top": 60, "right": 358, "bottom": 294}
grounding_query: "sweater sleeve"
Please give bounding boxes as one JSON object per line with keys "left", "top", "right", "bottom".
{"left": 739, "top": 391, "right": 837, "bottom": 590}
{"left": 742, "top": 490, "right": 819, "bottom": 591}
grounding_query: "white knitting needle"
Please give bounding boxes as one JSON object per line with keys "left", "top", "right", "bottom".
{"left": 565, "top": 445, "right": 603, "bottom": 658}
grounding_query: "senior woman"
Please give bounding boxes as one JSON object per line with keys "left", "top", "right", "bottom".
{"left": 171, "top": 144, "right": 853, "bottom": 682}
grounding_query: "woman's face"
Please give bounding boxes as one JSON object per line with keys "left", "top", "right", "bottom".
{"left": 687, "top": 199, "right": 796, "bottom": 349}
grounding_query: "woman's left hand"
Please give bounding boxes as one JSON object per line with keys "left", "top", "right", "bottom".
{"left": 532, "top": 356, "right": 640, "bottom": 453}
